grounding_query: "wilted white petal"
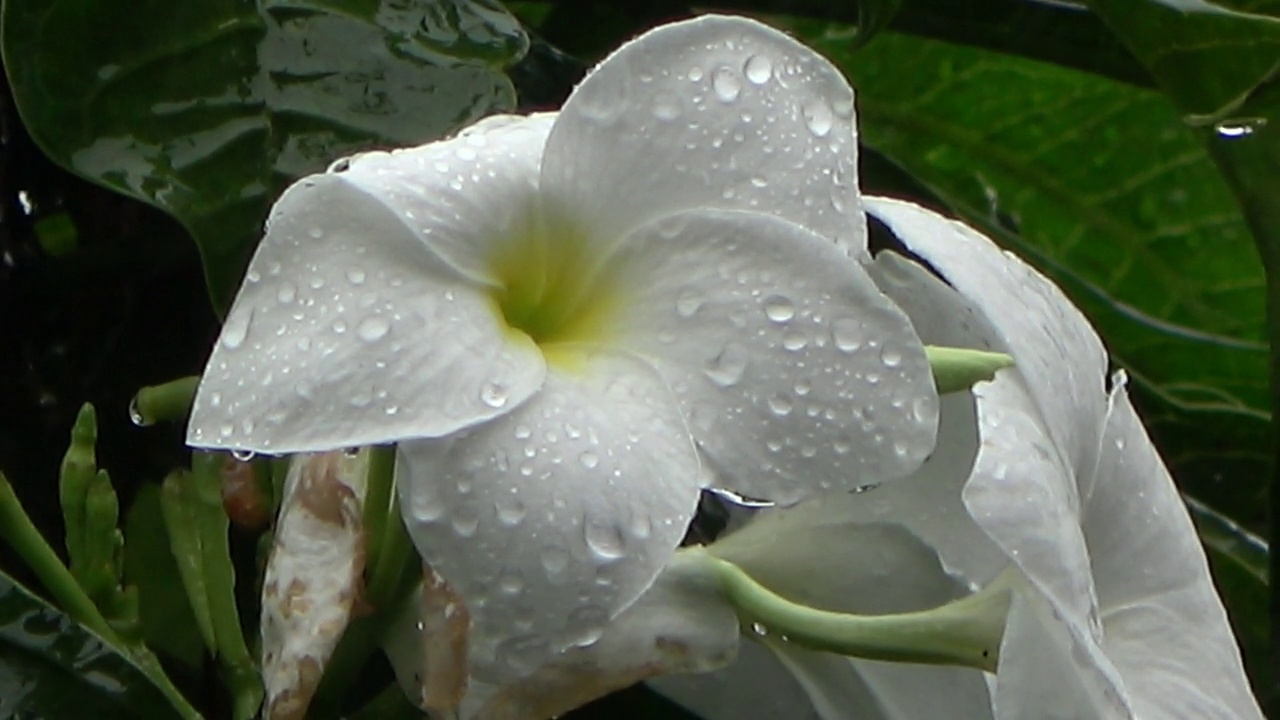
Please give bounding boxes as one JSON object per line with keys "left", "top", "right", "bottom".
{"left": 397, "top": 350, "right": 701, "bottom": 683}
{"left": 543, "top": 15, "right": 865, "bottom": 259}
{"left": 187, "top": 173, "right": 546, "bottom": 454}
{"left": 261, "top": 451, "right": 369, "bottom": 720}
{"left": 608, "top": 208, "right": 936, "bottom": 503}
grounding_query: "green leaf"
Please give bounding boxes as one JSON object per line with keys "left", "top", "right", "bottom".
{"left": 792, "top": 24, "right": 1270, "bottom": 528}
{"left": 0, "top": 569, "right": 184, "bottom": 720}
{"left": 2, "top": 0, "right": 528, "bottom": 310}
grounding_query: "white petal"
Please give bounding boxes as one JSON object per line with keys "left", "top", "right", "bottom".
{"left": 607, "top": 209, "right": 936, "bottom": 503}
{"left": 397, "top": 350, "right": 701, "bottom": 683}
{"left": 187, "top": 173, "right": 545, "bottom": 453}
{"left": 1085, "top": 382, "right": 1263, "bottom": 720}
{"left": 542, "top": 16, "right": 865, "bottom": 260}
{"left": 865, "top": 197, "right": 1109, "bottom": 492}
{"left": 995, "top": 590, "right": 1131, "bottom": 720}
{"left": 650, "top": 640, "right": 827, "bottom": 720}
{"left": 338, "top": 113, "right": 556, "bottom": 286}
{"left": 471, "top": 550, "right": 740, "bottom": 720}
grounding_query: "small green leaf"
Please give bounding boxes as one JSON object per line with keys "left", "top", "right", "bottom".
{"left": 0, "top": 569, "right": 185, "bottom": 719}
{"left": 126, "top": 484, "right": 205, "bottom": 669}
{"left": 2, "top": 0, "right": 528, "bottom": 310}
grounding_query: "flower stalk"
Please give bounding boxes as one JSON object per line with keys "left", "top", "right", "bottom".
{"left": 700, "top": 549, "right": 1014, "bottom": 672}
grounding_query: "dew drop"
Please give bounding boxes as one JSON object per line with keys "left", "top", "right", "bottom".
{"left": 782, "top": 331, "right": 808, "bottom": 351}
{"left": 331, "top": 319, "right": 348, "bottom": 335}
{"left": 345, "top": 267, "right": 367, "bottom": 285}
{"left": 514, "top": 424, "right": 532, "bottom": 440}
{"left": 566, "top": 606, "right": 609, "bottom": 647}
{"left": 496, "top": 496, "right": 526, "bottom": 526}
{"left": 743, "top": 54, "right": 773, "bottom": 85}
{"left": 276, "top": 282, "right": 297, "bottom": 304}
{"left": 704, "top": 342, "right": 749, "bottom": 387}
{"left": 578, "top": 451, "right": 600, "bottom": 469}
{"left": 831, "top": 318, "right": 863, "bottom": 353}
{"left": 675, "top": 287, "right": 704, "bottom": 317}
{"left": 231, "top": 449, "right": 256, "bottom": 462}
{"left": 767, "top": 392, "right": 793, "bottom": 417}
{"left": 356, "top": 315, "right": 390, "bottom": 343}
{"left": 763, "top": 294, "right": 795, "bottom": 323}
{"left": 652, "top": 93, "right": 682, "bottom": 121}
{"left": 583, "top": 519, "right": 627, "bottom": 561}
{"left": 481, "top": 381, "right": 509, "bottom": 408}
{"left": 880, "top": 347, "right": 902, "bottom": 368}
{"left": 801, "top": 97, "right": 834, "bottom": 137}
{"left": 220, "top": 309, "right": 253, "bottom": 350}
{"left": 541, "top": 545, "right": 569, "bottom": 576}
{"left": 711, "top": 65, "right": 742, "bottom": 102}
{"left": 498, "top": 569, "right": 524, "bottom": 595}
{"left": 451, "top": 504, "right": 481, "bottom": 538}
{"left": 307, "top": 227, "right": 324, "bottom": 239}
{"left": 128, "top": 396, "right": 151, "bottom": 427}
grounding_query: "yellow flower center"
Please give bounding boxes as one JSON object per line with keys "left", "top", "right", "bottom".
{"left": 487, "top": 220, "right": 620, "bottom": 369}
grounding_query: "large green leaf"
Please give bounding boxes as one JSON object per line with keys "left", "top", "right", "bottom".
{"left": 792, "top": 24, "right": 1271, "bottom": 529}
{"left": 0, "top": 570, "right": 183, "bottom": 719}
{"left": 2, "top": 0, "right": 528, "bottom": 309}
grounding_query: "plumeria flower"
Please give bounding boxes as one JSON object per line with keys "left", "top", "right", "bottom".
{"left": 186, "top": 15, "right": 943, "bottom": 685}
{"left": 650, "top": 198, "right": 1266, "bottom": 719}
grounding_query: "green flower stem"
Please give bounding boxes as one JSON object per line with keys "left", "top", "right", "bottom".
{"left": 926, "top": 346, "right": 1015, "bottom": 395}
{"left": 703, "top": 552, "right": 1014, "bottom": 672}
{"left": 310, "top": 452, "right": 421, "bottom": 718}
{"left": 0, "top": 472, "right": 203, "bottom": 720}
{"left": 130, "top": 376, "right": 199, "bottom": 426}
{"left": 360, "top": 445, "right": 397, "bottom": 572}
{"left": 190, "top": 451, "right": 264, "bottom": 720}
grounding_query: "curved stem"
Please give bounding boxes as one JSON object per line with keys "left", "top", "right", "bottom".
{"left": 704, "top": 553, "right": 1014, "bottom": 672}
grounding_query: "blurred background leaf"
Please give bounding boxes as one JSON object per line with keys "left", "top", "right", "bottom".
{"left": 2, "top": 0, "right": 529, "bottom": 311}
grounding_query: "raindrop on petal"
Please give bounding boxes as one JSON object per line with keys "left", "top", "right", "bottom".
{"left": 583, "top": 520, "right": 626, "bottom": 561}
{"left": 711, "top": 65, "right": 742, "bottom": 102}
{"left": 763, "top": 294, "right": 795, "bottom": 323}
{"left": 356, "top": 316, "right": 390, "bottom": 343}
{"left": 801, "top": 97, "right": 834, "bottom": 137}
{"left": 675, "top": 287, "right": 704, "bottom": 317}
{"left": 704, "top": 342, "right": 749, "bottom": 387}
{"left": 481, "top": 381, "right": 509, "bottom": 408}
{"left": 831, "top": 318, "right": 863, "bottom": 353}
{"left": 220, "top": 309, "right": 253, "bottom": 350}
{"left": 540, "top": 545, "right": 569, "bottom": 577}
{"left": 743, "top": 54, "right": 773, "bottom": 85}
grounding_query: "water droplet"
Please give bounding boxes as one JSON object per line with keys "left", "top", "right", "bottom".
{"left": 356, "top": 316, "right": 390, "bottom": 343}
{"left": 566, "top": 606, "right": 608, "bottom": 647}
{"left": 782, "top": 331, "right": 808, "bottom": 351}
{"left": 688, "top": 66, "right": 704, "bottom": 82}
{"left": 763, "top": 294, "right": 795, "bottom": 323}
{"left": 540, "top": 545, "right": 569, "bottom": 576}
{"left": 652, "top": 92, "right": 681, "bottom": 121}
{"left": 743, "top": 54, "right": 773, "bottom": 85}
{"left": 481, "top": 381, "right": 509, "bottom": 408}
{"left": 880, "top": 347, "right": 902, "bottom": 368}
{"left": 409, "top": 484, "right": 446, "bottom": 522}
{"left": 276, "top": 282, "right": 297, "bottom": 304}
{"left": 128, "top": 396, "right": 151, "bottom": 427}
{"left": 231, "top": 449, "right": 256, "bottom": 462}
{"left": 1215, "top": 117, "right": 1266, "bottom": 138}
{"left": 584, "top": 520, "right": 627, "bottom": 561}
{"left": 498, "top": 635, "right": 548, "bottom": 676}
{"left": 496, "top": 496, "right": 526, "bottom": 526}
{"left": 345, "top": 267, "right": 366, "bottom": 285}
{"left": 704, "top": 342, "right": 749, "bottom": 387}
{"left": 498, "top": 569, "right": 524, "bottom": 595}
{"left": 514, "top": 424, "right": 532, "bottom": 440}
{"left": 451, "top": 504, "right": 480, "bottom": 538}
{"left": 767, "top": 392, "right": 793, "bottom": 416}
{"left": 307, "top": 227, "right": 324, "bottom": 239}
{"left": 831, "top": 318, "right": 863, "bottom": 353}
{"left": 578, "top": 451, "right": 599, "bottom": 469}
{"left": 801, "top": 97, "right": 834, "bottom": 137}
{"left": 220, "top": 309, "right": 253, "bottom": 350}
{"left": 675, "top": 287, "right": 704, "bottom": 317}
{"left": 711, "top": 66, "right": 742, "bottom": 103}
{"left": 332, "top": 319, "right": 348, "bottom": 334}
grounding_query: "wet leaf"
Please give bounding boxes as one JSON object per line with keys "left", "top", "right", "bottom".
{"left": 2, "top": 0, "right": 528, "bottom": 310}
{"left": 795, "top": 24, "right": 1271, "bottom": 529}
{"left": 0, "top": 569, "right": 183, "bottom": 719}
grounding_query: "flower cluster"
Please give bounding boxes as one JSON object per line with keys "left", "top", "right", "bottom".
{"left": 187, "top": 14, "right": 1262, "bottom": 720}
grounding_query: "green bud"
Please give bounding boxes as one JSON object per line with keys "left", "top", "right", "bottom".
{"left": 81, "top": 470, "right": 123, "bottom": 603}
{"left": 59, "top": 404, "right": 98, "bottom": 581}
{"left": 129, "top": 376, "right": 199, "bottom": 427}
{"left": 926, "top": 346, "right": 1015, "bottom": 395}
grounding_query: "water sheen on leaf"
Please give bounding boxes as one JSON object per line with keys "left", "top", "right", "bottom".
{"left": 1, "top": 0, "right": 528, "bottom": 310}
{"left": 797, "top": 24, "right": 1270, "bottom": 529}
{"left": 0, "top": 570, "right": 183, "bottom": 719}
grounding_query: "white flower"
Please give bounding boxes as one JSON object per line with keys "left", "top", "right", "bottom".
{"left": 185, "top": 16, "right": 941, "bottom": 683}
{"left": 652, "top": 197, "right": 1265, "bottom": 719}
